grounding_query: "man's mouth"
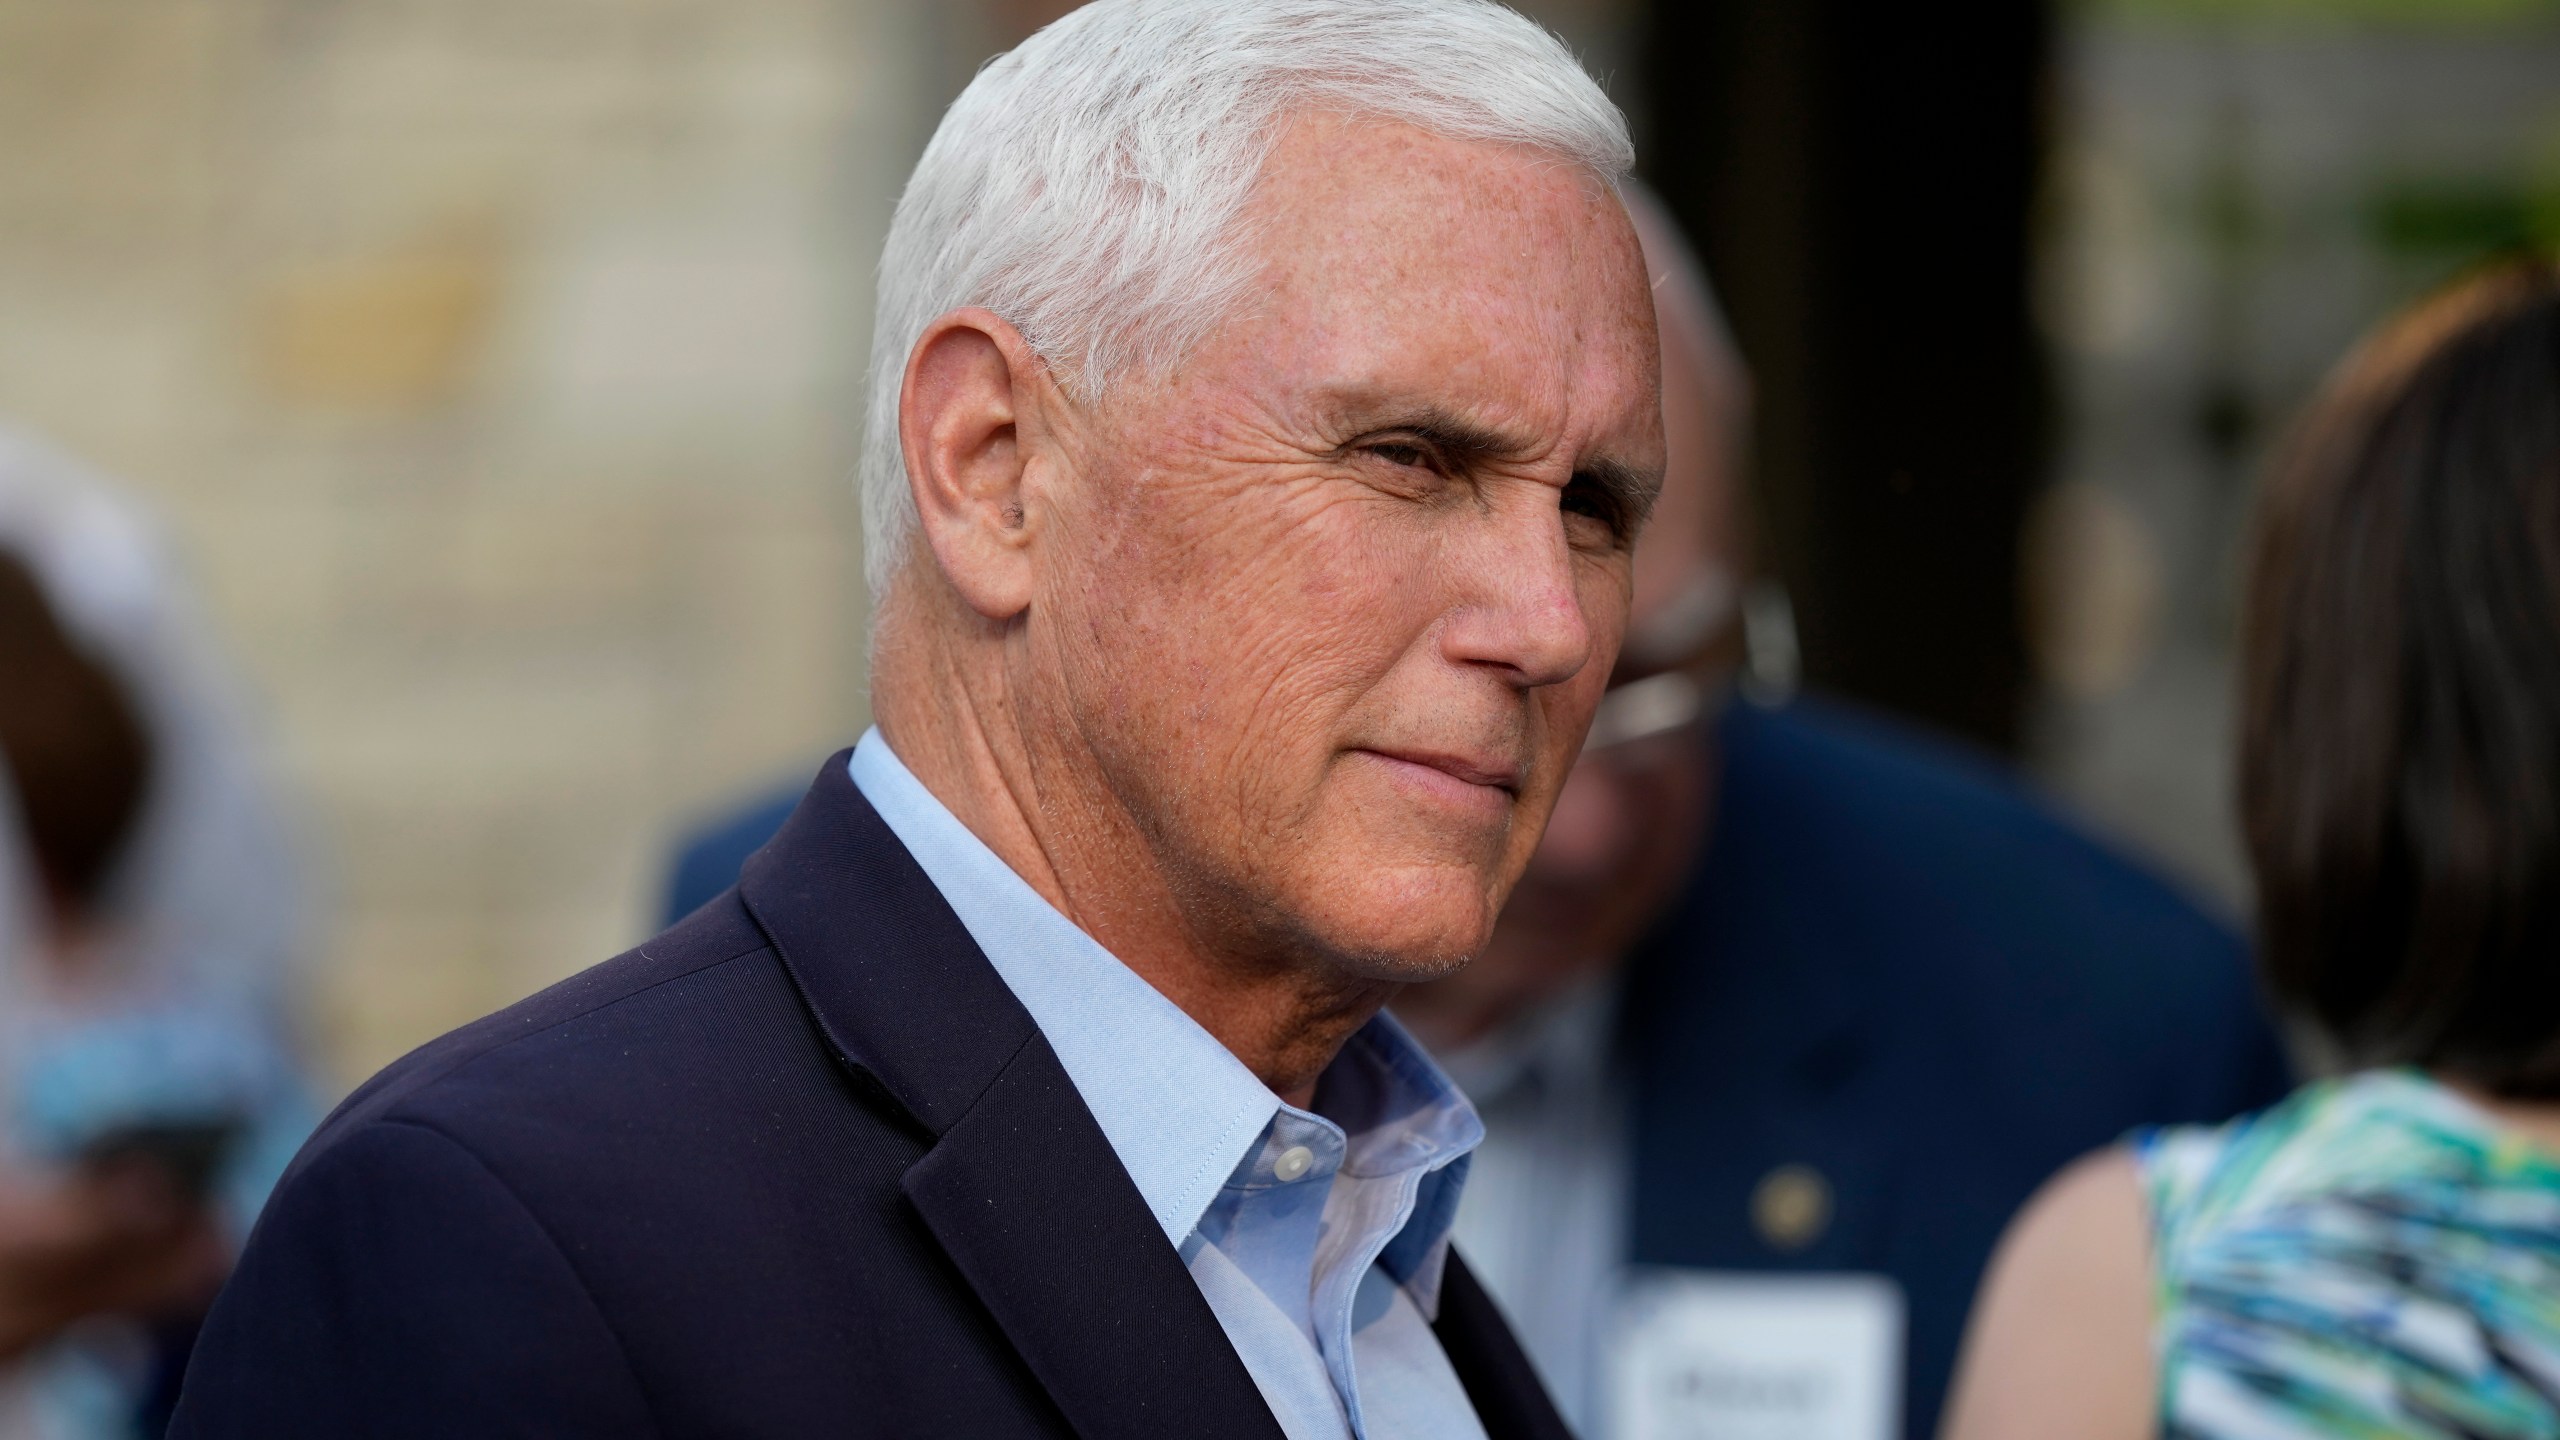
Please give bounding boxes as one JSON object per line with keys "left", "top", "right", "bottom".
{"left": 1355, "top": 747, "right": 1524, "bottom": 813}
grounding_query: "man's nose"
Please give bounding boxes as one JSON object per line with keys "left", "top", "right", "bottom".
{"left": 1436, "top": 499, "right": 1596, "bottom": 689}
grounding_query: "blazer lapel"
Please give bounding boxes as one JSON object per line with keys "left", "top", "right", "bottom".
{"left": 740, "top": 753, "right": 1285, "bottom": 1440}
{"left": 904, "top": 1032, "right": 1289, "bottom": 1440}
{"left": 1433, "top": 1250, "right": 1575, "bottom": 1440}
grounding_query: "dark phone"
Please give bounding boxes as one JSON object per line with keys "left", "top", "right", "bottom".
{"left": 76, "top": 1118, "right": 245, "bottom": 1205}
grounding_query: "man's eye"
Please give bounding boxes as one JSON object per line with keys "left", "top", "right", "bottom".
{"left": 1560, "top": 479, "right": 1625, "bottom": 535}
{"left": 1366, "top": 442, "right": 1435, "bottom": 471}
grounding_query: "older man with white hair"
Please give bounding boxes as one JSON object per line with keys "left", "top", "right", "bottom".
{"left": 172, "top": 2, "right": 1661, "bottom": 1436}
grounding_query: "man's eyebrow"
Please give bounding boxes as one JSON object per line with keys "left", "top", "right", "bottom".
{"left": 1334, "top": 399, "right": 1661, "bottom": 533}
{"left": 1575, "top": 454, "right": 1661, "bottom": 528}
{"left": 1336, "top": 405, "right": 1538, "bottom": 465}
{"left": 1341, "top": 407, "right": 1658, "bottom": 503}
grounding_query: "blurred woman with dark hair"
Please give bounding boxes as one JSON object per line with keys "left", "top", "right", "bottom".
{"left": 0, "top": 430, "right": 316, "bottom": 1439}
{"left": 1945, "top": 255, "right": 2560, "bottom": 1440}
{"left": 0, "top": 547, "right": 227, "bottom": 1381}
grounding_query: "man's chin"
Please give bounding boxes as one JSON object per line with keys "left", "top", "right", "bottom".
{"left": 1184, "top": 842, "right": 1503, "bottom": 985}
{"left": 1278, "top": 882, "right": 1493, "bottom": 986}
{"left": 1328, "top": 943, "right": 1479, "bottom": 988}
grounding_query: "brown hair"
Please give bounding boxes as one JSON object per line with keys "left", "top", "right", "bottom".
{"left": 2241, "top": 254, "right": 2560, "bottom": 1097}
{"left": 0, "top": 550, "right": 154, "bottom": 919}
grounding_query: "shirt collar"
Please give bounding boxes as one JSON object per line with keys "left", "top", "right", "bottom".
{"left": 1334, "top": 1012, "right": 1482, "bottom": 1312}
{"left": 849, "top": 728, "right": 1278, "bottom": 1246}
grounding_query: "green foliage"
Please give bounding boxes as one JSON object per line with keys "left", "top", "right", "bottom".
{"left": 2083, "top": 0, "right": 2560, "bottom": 28}
{"left": 2366, "top": 179, "right": 2560, "bottom": 258}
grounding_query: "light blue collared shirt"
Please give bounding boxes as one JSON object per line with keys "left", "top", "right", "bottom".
{"left": 850, "top": 729, "right": 1489, "bottom": 1440}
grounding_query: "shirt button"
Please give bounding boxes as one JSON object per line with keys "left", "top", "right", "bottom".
{"left": 1273, "top": 1145, "right": 1316, "bottom": 1182}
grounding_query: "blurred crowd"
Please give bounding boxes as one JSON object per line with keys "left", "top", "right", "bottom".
{"left": 1, "top": 2, "right": 2557, "bottom": 1438}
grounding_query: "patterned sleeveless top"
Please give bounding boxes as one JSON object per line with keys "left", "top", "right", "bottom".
{"left": 2134, "top": 1070, "right": 2560, "bottom": 1439}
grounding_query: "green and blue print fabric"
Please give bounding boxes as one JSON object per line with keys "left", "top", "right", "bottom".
{"left": 2137, "top": 1069, "right": 2560, "bottom": 1440}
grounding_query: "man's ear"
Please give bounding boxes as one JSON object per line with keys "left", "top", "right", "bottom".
{"left": 898, "top": 308, "right": 1054, "bottom": 622}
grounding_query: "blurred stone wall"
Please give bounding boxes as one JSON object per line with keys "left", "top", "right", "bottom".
{"left": 0, "top": 0, "right": 1650, "bottom": 1088}
{"left": 0, "top": 0, "right": 938, "bottom": 1083}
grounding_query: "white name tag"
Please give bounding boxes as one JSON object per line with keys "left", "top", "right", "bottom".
{"left": 1604, "top": 1271, "right": 1904, "bottom": 1440}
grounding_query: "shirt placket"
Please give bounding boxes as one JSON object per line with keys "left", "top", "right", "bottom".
{"left": 1309, "top": 1152, "right": 1441, "bottom": 1438}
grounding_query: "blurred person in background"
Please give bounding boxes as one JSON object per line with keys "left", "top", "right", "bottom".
{"left": 1390, "top": 189, "right": 2292, "bottom": 1440}
{"left": 0, "top": 429, "right": 315, "bottom": 1440}
{"left": 1945, "top": 255, "right": 2560, "bottom": 1440}
{"left": 658, "top": 186, "right": 2295, "bottom": 1440}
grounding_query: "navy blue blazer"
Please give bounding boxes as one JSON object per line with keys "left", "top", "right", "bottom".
{"left": 658, "top": 700, "right": 2290, "bottom": 1440}
{"left": 172, "top": 755, "right": 1564, "bottom": 1439}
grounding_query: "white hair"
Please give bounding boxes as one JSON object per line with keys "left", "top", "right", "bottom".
{"left": 859, "top": 0, "right": 1633, "bottom": 602}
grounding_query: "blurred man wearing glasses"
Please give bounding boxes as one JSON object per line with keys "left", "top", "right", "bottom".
{"left": 658, "top": 191, "right": 2289, "bottom": 1440}
{"left": 1392, "top": 192, "right": 2292, "bottom": 1440}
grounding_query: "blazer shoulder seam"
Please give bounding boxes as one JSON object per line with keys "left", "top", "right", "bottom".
{"left": 387, "top": 936, "right": 775, "bottom": 1101}
{"left": 501, "top": 932, "right": 776, "bottom": 1048}
{"left": 371, "top": 1115, "right": 668, "bottom": 1437}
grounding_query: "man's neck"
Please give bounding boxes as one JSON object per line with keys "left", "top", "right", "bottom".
{"left": 871, "top": 614, "right": 1392, "bottom": 1108}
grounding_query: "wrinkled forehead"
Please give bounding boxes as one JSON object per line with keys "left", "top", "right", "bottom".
{"left": 1211, "top": 114, "right": 1661, "bottom": 459}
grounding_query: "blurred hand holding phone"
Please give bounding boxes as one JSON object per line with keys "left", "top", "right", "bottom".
{"left": 0, "top": 1150, "right": 229, "bottom": 1363}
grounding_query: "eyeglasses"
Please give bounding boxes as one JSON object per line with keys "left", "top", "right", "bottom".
{"left": 1585, "top": 668, "right": 1709, "bottom": 752}
{"left": 1580, "top": 573, "right": 1796, "bottom": 756}
{"left": 1584, "top": 568, "right": 1734, "bottom": 754}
